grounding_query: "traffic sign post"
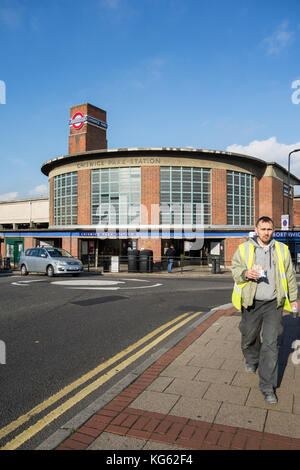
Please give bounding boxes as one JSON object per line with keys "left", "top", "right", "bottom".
{"left": 281, "top": 215, "right": 289, "bottom": 230}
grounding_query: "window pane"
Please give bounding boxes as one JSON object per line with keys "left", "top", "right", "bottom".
{"left": 53, "top": 172, "right": 78, "bottom": 226}
{"left": 226, "top": 170, "right": 254, "bottom": 226}
{"left": 91, "top": 167, "right": 141, "bottom": 225}
{"left": 160, "top": 167, "right": 211, "bottom": 224}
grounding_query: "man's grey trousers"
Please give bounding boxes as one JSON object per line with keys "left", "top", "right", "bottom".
{"left": 239, "top": 299, "right": 283, "bottom": 393}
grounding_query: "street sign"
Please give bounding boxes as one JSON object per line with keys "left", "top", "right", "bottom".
{"left": 281, "top": 215, "right": 289, "bottom": 230}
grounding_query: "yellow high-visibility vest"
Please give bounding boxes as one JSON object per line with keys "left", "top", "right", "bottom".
{"left": 232, "top": 241, "right": 292, "bottom": 312}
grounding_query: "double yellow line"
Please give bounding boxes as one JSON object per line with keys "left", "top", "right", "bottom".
{"left": 0, "top": 310, "right": 202, "bottom": 450}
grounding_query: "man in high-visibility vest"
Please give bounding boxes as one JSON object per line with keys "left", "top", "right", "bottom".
{"left": 231, "top": 216, "right": 298, "bottom": 404}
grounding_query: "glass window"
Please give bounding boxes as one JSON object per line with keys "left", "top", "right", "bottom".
{"left": 226, "top": 170, "right": 254, "bottom": 226}
{"left": 91, "top": 167, "right": 141, "bottom": 225}
{"left": 160, "top": 167, "right": 211, "bottom": 225}
{"left": 53, "top": 172, "right": 78, "bottom": 226}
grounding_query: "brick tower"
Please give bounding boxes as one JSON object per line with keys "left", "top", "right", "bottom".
{"left": 68, "top": 103, "right": 107, "bottom": 154}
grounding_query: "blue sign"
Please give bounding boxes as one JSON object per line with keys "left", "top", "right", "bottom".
{"left": 274, "top": 231, "right": 300, "bottom": 238}
{"left": 68, "top": 114, "right": 108, "bottom": 130}
{"left": 86, "top": 115, "right": 108, "bottom": 129}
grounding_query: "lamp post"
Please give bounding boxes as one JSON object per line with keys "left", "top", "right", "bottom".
{"left": 287, "top": 149, "right": 300, "bottom": 223}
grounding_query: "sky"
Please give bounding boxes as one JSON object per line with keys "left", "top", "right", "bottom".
{"left": 1, "top": 0, "right": 300, "bottom": 200}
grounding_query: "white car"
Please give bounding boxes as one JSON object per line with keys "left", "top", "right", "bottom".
{"left": 19, "top": 247, "right": 83, "bottom": 277}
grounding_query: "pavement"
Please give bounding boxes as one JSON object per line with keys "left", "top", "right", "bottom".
{"left": 2, "top": 267, "right": 300, "bottom": 451}
{"left": 34, "top": 299, "right": 300, "bottom": 451}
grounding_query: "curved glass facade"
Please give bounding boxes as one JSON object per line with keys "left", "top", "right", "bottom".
{"left": 52, "top": 166, "right": 254, "bottom": 228}
{"left": 53, "top": 172, "right": 78, "bottom": 225}
{"left": 160, "top": 167, "right": 211, "bottom": 225}
{"left": 227, "top": 170, "right": 254, "bottom": 226}
{"left": 91, "top": 167, "right": 141, "bottom": 225}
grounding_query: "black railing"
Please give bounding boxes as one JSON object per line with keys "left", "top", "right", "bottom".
{"left": 5, "top": 254, "right": 300, "bottom": 275}
{"left": 80, "top": 254, "right": 228, "bottom": 274}
{"left": 0, "top": 257, "right": 12, "bottom": 272}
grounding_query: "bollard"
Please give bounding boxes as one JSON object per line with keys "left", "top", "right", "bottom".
{"left": 103, "top": 256, "right": 110, "bottom": 273}
{"left": 211, "top": 258, "right": 216, "bottom": 274}
{"left": 4, "top": 257, "right": 11, "bottom": 271}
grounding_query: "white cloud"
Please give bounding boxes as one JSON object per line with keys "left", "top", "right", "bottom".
{"left": 227, "top": 137, "right": 300, "bottom": 178}
{"left": 263, "top": 21, "right": 295, "bottom": 55}
{"left": 0, "top": 192, "right": 19, "bottom": 202}
{"left": 27, "top": 184, "right": 48, "bottom": 197}
{"left": 0, "top": 185, "right": 48, "bottom": 202}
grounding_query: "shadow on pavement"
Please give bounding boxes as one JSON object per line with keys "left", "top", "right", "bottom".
{"left": 278, "top": 315, "right": 300, "bottom": 387}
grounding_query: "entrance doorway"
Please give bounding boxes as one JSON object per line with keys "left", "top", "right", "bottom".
{"left": 78, "top": 238, "right": 138, "bottom": 267}
{"left": 161, "top": 238, "right": 224, "bottom": 266}
{"left": 5, "top": 238, "right": 24, "bottom": 267}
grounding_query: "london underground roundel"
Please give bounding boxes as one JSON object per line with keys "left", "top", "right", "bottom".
{"left": 71, "top": 112, "right": 85, "bottom": 130}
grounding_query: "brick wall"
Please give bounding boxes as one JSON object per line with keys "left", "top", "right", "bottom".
{"left": 225, "top": 237, "right": 248, "bottom": 267}
{"left": 294, "top": 198, "right": 300, "bottom": 227}
{"left": 254, "top": 176, "right": 259, "bottom": 222}
{"left": 49, "top": 177, "right": 54, "bottom": 226}
{"left": 139, "top": 166, "right": 161, "bottom": 261}
{"left": 77, "top": 169, "right": 91, "bottom": 225}
{"left": 212, "top": 168, "right": 227, "bottom": 225}
{"left": 69, "top": 103, "right": 107, "bottom": 154}
{"left": 258, "top": 176, "right": 284, "bottom": 227}
{"left": 62, "top": 237, "right": 79, "bottom": 257}
{"left": 24, "top": 237, "right": 35, "bottom": 250}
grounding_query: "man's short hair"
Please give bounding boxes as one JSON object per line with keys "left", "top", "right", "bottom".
{"left": 255, "top": 216, "right": 274, "bottom": 228}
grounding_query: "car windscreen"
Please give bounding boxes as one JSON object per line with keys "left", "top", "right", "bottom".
{"left": 46, "top": 248, "right": 73, "bottom": 258}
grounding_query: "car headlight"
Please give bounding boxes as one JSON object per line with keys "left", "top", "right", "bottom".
{"left": 55, "top": 261, "right": 68, "bottom": 266}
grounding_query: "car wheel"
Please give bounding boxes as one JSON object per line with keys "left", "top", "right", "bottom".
{"left": 46, "top": 265, "right": 54, "bottom": 277}
{"left": 21, "top": 264, "right": 28, "bottom": 276}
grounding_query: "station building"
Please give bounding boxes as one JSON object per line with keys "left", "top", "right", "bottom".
{"left": 1, "top": 102, "right": 300, "bottom": 268}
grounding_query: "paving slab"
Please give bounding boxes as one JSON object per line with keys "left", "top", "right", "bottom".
{"left": 47, "top": 305, "right": 300, "bottom": 451}
{"left": 129, "top": 390, "right": 180, "bottom": 414}
{"left": 203, "top": 382, "right": 250, "bottom": 406}
{"left": 163, "top": 377, "right": 210, "bottom": 399}
{"left": 194, "top": 368, "right": 236, "bottom": 385}
{"left": 169, "top": 396, "right": 222, "bottom": 422}
{"left": 264, "top": 410, "right": 300, "bottom": 438}
{"left": 214, "top": 402, "right": 267, "bottom": 432}
{"left": 87, "top": 432, "right": 146, "bottom": 450}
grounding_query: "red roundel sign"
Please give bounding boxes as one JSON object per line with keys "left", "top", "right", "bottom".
{"left": 71, "top": 112, "right": 85, "bottom": 130}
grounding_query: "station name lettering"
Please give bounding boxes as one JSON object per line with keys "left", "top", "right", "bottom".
{"left": 77, "top": 157, "right": 160, "bottom": 169}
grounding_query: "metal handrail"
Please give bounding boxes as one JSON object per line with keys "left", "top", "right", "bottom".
{"left": 79, "top": 254, "right": 228, "bottom": 273}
